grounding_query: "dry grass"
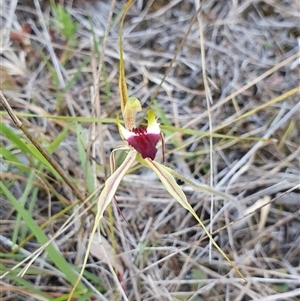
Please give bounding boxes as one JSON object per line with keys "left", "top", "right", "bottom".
{"left": 1, "top": 0, "right": 300, "bottom": 300}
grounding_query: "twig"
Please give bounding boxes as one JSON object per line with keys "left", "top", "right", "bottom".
{"left": 196, "top": 2, "right": 215, "bottom": 262}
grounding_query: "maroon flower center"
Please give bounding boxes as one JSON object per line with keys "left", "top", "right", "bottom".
{"left": 126, "top": 126, "right": 160, "bottom": 160}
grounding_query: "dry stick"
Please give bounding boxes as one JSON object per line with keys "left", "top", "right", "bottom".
{"left": 0, "top": 91, "right": 86, "bottom": 205}
{"left": 166, "top": 86, "right": 300, "bottom": 158}
{"left": 93, "top": 0, "right": 117, "bottom": 178}
{"left": 209, "top": 183, "right": 300, "bottom": 239}
{"left": 183, "top": 51, "right": 300, "bottom": 129}
{"left": 151, "top": 3, "right": 203, "bottom": 103}
{"left": 219, "top": 94, "right": 300, "bottom": 188}
{"left": 197, "top": 7, "right": 215, "bottom": 263}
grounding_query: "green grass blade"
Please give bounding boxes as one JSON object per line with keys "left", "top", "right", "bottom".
{"left": 0, "top": 263, "right": 51, "bottom": 300}
{"left": 47, "top": 125, "right": 70, "bottom": 155}
{"left": 0, "top": 182, "right": 86, "bottom": 290}
{"left": 1, "top": 121, "right": 32, "bottom": 154}
{"left": 22, "top": 141, "right": 61, "bottom": 179}
{"left": 1, "top": 121, "right": 61, "bottom": 179}
{"left": 50, "top": 290, "right": 93, "bottom": 301}
{"left": 12, "top": 171, "right": 37, "bottom": 244}
{"left": 0, "top": 145, "right": 21, "bottom": 164}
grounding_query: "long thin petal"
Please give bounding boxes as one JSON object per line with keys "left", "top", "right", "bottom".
{"left": 163, "top": 166, "right": 244, "bottom": 215}
{"left": 139, "top": 157, "right": 246, "bottom": 281}
{"left": 68, "top": 150, "right": 137, "bottom": 300}
{"left": 97, "top": 149, "right": 136, "bottom": 218}
{"left": 119, "top": 0, "right": 135, "bottom": 117}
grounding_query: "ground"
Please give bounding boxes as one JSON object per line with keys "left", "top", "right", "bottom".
{"left": 0, "top": 0, "right": 299, "bottom": 300}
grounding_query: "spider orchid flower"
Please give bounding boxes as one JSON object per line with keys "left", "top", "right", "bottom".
{"left": 68, "top": 1, "right": 245, "bottom": 297}
{"left": 91, "top": 13, "right": 245, "bottom": 279}
{"left": 117, "top": 106, "right": 161, "bottom": 161}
